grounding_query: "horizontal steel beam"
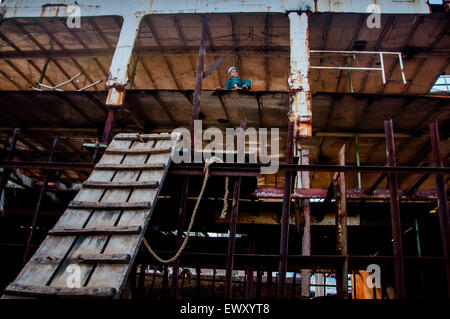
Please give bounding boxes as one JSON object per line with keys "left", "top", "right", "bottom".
{"left": 0, "top": 0, "right": 431, "bottom": 19}
{"left": 1, "top": 161, "right": 449, "bottom": 175}
{"left": 136, "top": 251, "right": 447, "bottom": 271}
{"left": 255, "top": 187, "right": 439, "bottom": 200}
{"left": 169, "top": 163, "right": 450, "bottom": 175}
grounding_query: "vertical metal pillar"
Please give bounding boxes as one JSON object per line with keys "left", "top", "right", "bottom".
{"left": 212, "top": 268, "right": 216, "bottom": 298}
{"left": 267, "top": 270, "right": 273, "bottom": 298}
{"left": 196, "top": 266, "right": 201, "bottom": 298}
{"left": 170, "top": 177, "right": 190, "bottom": 299}
{"left": 138, "top": 264, "right": 147, "bottom": 298}
{"left": 278, "top": 121, "right": 294, "bottom": 298}
{"left": 299, "top": 148, "right": 311, "bottom": 298}
{"left": 0, "top": 128, "right": 20, "bottom": 216}
{"left": 190, "top": 16, "right": 208, "bottom": 150}
{"left": 161, "top": 265, "right": 169, "bottom": 300}
{"left": 414, "top": 219, "right": 425, "bottom": 297}
{"left": 225, "top": 120, "right": 246, "bottom": 299}
{"left": 384, "top": 119, "right": 406, "bottom": 299}
{"left": 355, "top": 135, "right": 362, "bottom": 189}
{"left": 292, "top": 271, "right": 297, "bottom": 299}
{"left": 93, "top": 108, "right": 117, "bottom": 162}
{"left": 288, "top": 12, "right": 312, "bottom": 138}
{"left": 225, "top": 176, "right": 241, "bottom": 299}
{"left": 22, "top": 135, "right": 60, "bottom": 266}
{"left": 245, "top": 226, "right": 256, "bottom": 299}
{"left": 106, "top": 14, "right": 144, "bottom": 106}
{"left": 335, "top": 145, "right": 348, "bottom": 299}
{"left": 256, "top": 270, "right": 262, "bottom": 299}
{"left": 429, "top": 121, "right": 450, "bottom": 298}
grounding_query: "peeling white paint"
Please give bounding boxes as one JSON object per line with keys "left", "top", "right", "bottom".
{"left": 0, "top": 0, "right": 432, "bottom": 19}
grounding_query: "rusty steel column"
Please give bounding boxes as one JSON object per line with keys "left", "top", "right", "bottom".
{"left": 245, "top": 226, "right": 256, "bottom": 299}
{"left": 384, "top": 119, "right": 406, "bottom": 299}
{"left": 93, "top": 108, "right": 117, "bottom": 162}
{"left": 225, "top": 176, "right": 242, "bottom": 299}
{"left": 299, "top": 148, "right": 311, "bottom": 298}
{"left": 429, "top": 121, "right": 450, "bottom": 297}
{"left": 335, "top": 145, "right": 348, "bottom": 299}
{"left": 190, "top": 16, "right": 209, "bottom": 150}
{"left": 106, "top": 14, "right": 144, "bottom": 106}
{"left": 170, "top": 177, "right": 190, "bottom": 300}
{"left": 288, "top": 12, "right": 312, "bottom": 138}
{"left": 278, "top": 121, "right": 294, "bottom": 298}
{"left": 0, "top": 128, "right": 20, "bottom": 216}
{"left": 22, "top": 135, "right": 60, "bottom": 266}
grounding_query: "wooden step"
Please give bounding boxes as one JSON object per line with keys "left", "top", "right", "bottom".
{"left": 83, "top": 181, "right": 159, "bottom": 189}
{"left": 94, "top": 163, "right": 165, "bottom": 171}
{"left": 4, "top": 283, "right": 116, "bottom": 298}
{"left": 68, "top": 201, "right": 152, "bottom": 210}
{"left": 77, "top": 253, "right": 131, "bottom": 264}
{"left": 114, "top": 133, "right": 174, "bottom": 141}
{"left": 48, "top": 226, "right": 142, "bottom": 236}
{"left": 105, "top": 147, "right": 172, "bottom": 155}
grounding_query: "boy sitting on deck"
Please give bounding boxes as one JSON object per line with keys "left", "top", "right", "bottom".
{"left": 226, "top": 67, "right": 251, "bottom": 90}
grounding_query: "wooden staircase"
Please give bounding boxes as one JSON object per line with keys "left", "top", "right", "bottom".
{"left": 2, "top": 132, "right": 180, "bottom": 298}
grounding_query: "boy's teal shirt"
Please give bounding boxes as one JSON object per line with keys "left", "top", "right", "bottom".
{"left": 226, "top": 76, "right": 251, "bottom": 90}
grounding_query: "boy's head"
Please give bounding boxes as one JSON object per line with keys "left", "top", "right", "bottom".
{"left": 228, "top": 66, "right": 238, "bottom": 78}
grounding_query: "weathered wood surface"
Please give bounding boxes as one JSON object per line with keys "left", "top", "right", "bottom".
{"left": 82, "top": 180, "right": 159, "bottom": 189}
{"left": 2, "top": 133, "right": 180, "bottom": 299}
{"left": 104, "top": 147, "right": 172, "bottom": 155}
{"left": 94, "top": 163, "right": 165, "bottom": 171}
{"left": 4, "top": 283, "right": 116, "bottom": 298}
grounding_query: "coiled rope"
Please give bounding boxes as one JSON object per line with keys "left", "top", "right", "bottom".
{"left": 142, "top": 156, "right": 224, "bottom": 264}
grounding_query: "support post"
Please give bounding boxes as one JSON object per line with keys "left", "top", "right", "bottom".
{"left": 93, "top": 108, "right": 117, "bottom": 162}
{"left": 414, "top": 219, "right": 425, "bottom": 297}
{"left": 299, "top": 148, "right": 311, "bottom": 298}
{"left": 170, "top": 177, "right": 190, "bottom": 300}
{"left": 106, "top": 14, "right": 144, "bottom": 106}
{"left": 335, "top": 145, "right": 348, "bottom": 299}
{"left": 225, "top": 176, "right": 241, "bottom": 299}
{"left": 288, "top": 12, "right": 312, "bottom": 138}
{"left": 161, "top": 265, "right": 169, "bottom": 300}
{"left": 0, "top": 128, "right": 20, "bottom": 217}
{"left": 190, "top": 16, "right": 209, "bottom": 151}
{"left": 225, "top": 120, "right": 246, "bottom": 299}
{"left": 245, "top": 226, "right": 256, "bottom": 299}
{"left": 267, "top": 270, "right": 273, "bottom": 298}
{"left": 384, "top": 119, "right": 406, "bottom": 299}
{"left": 429, "top": 121, "right": 450, "bottom": 298}
{"left": 22, "top": 135, "right": 60, "bottom": 266}
{"left": 256, "top": 270, "right": 262, "bottom": 299}
{"left": 137, "top": 264, "right": 147, "bottom": 298}
{"left": 355, "top": 135, "right": 362, "bottom": 189}
{"left": 278, "top": 121, "right": 294, "bottom": 298}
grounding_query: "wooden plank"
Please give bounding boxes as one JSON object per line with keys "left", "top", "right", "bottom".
{"left": 68, "top": 201, "right": 151, "bottom": 210}
{"left": 5, "top": 138, "right": 132, "bottom": 290}
{"left": 105, "top": 147, "right": 172, "bottom": 155}
{"left": 77, "top": 254, "right": 131, "bottom": 264}
{"left": 47, "top": 137, "right": 165, "bottom": 296}
{"left": 3, "top": 133, "right": 180, "bottom": 299}
{"left": 86, "top": 137, "right": 179, "bottom": 294}
{"left": 82, "top": 180, "right": 159, "bottom": 189}
{"left": 94, "top": 163, "right": 165, "bottom": 171}
{"left": 4, "top": 283, "right": 116, "bottom": 298}
{"left": 48, "top": 226, "right": 142, "bottom": 236}
{"left": 114, "top": 133, "right": 173, "bottom": 141}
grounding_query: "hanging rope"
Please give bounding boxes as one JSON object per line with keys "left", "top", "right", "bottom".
{"left": 142, "top": 156, "right": 223, "bottom": 264}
